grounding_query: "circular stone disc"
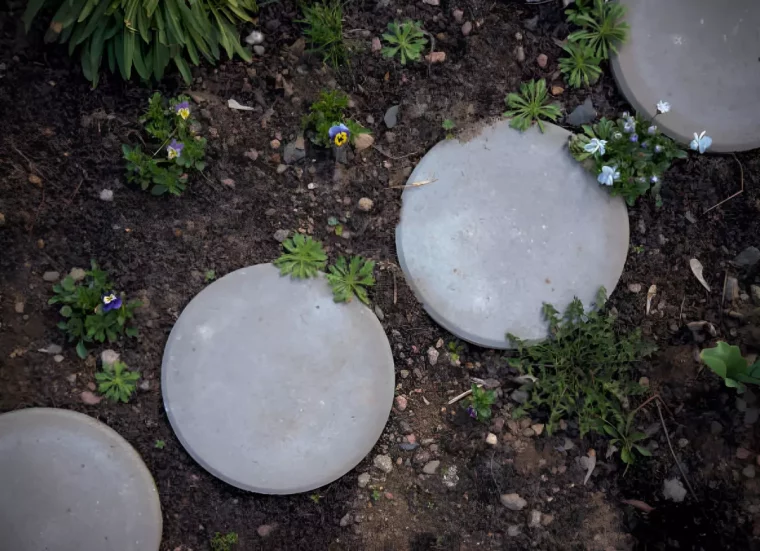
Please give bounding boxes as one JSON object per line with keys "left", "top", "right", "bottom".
{"left": 162, "top": 263, "right": 394, "bottom": 494}
{"left": 396, "top": 121, "right": 629, "bottom": 349}
{"left": 611, "top": 0, "right": 760, "bottom": 152}
{"left": 0, "top": 408, "right": 162, "bottom": 551}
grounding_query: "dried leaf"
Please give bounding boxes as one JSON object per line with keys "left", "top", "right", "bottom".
{"left": 690, "top": 258, "right": 711, "bottom": 292}
{"left": 646, "top": 284, "right": 657, "bottom": 315}
{"left": 621, "top": 499, "right": 655, "bottom": 513}
{"left": 580, "top": 448, "right": 596, "bottom": 485}
{"left": 228, "top": 98, "right": 255, "bottom": 111}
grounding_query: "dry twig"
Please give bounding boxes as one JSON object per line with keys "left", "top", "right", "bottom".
{"left": 704, "top": 153, "right": 745, "bottom": 213}
{"left": 656, "top": 399, "right": 698, "bottom": 501}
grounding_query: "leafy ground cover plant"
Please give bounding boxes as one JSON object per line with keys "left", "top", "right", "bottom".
{"left": 700, "top": 342, "right": 760, "bottom": 393}
{"left": 558, "top": 42, "right": 602, "bottom": 88}
{"left": 382, "top": 20, "right": 427, "bottom": 65}
{"left": 23, "top": 0, "right": 258, "bottom": 87}
{"left": 503, "top": 79, "right": 561, "bottom": 132}
{"left": 601, "top": 410, "right": 651, "bottom": 470}
{"left": 442, "top": 118, "right": 455, "bottom": 139}
{"left": 466, "top": 384, "right": 496, "bottom": 422}
{"left": 326, "top": 256, "right": 375, "bottom": 304}
{"left": 96, "top": 360, "right": 140, "bottom": 403}
{"left": 507, "top": 288, "right": 655, "bottom": 439}
{"left": 274, "top": 235, "right": 327, "bottom": 278}
{"left": 301, "top": 90, "right": 370, "bottom": 148}
{"left": 299, "top": 0, "right": 347, "bottom": 68}
{"left": 566, "top": 0, "right": 629, "bottom": 60}
{"left": 123, "top": 92, "right": 207, "bottom": 196}
{"left": 49, "top": 261, "right": 140, "bottom": 358}
{"left": 210, "top": 532, "right": 238, "bottom": 551}
{"left": 568, "top": 105, "right": 702, "bottom": 205}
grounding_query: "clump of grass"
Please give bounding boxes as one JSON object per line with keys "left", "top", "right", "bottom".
{"left": 300, "top": 0, "right": 347, "bottom": 68}
{"left": 503, "top": 79, "right": 561, "bottom": 132}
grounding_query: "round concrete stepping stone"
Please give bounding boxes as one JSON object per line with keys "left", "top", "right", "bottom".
{"left": 162, "top": 263, "right": 394, "bottom": 494}
{"left": 0, "top": 408, "right": 162, "bottom": 551}
{"left": 611, "top": 0, "right": 760, "bottom": 152}
{"left": 396, "top": 121, "right": 629, "bottom": 349}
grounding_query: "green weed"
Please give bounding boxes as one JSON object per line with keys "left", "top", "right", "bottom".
{"left": 96, "top": 360, "right": 140, "bottom": 403}
{"left": 326, "top": 256, "right": 375, "bottom": 304}
{"left": 503, "top": 79, "right": 561, "bottom": 132}
{"left": 210, "top": 532, "right": 238, "bottom": 551}
{"left": 381, "top": 20, "right": 427, "bottom": 65}
{"left": 700, "top": 341, "right": 760, "bottom": 393}
{"left": 300, "top": 0, "right": 347, "bottom": 68}
{"left": 558, "top": 42, "right": 602, "bottom": 88}
{"left": 466, "top": 384, "right": 496, "bottom": 422}
{"left": 274, "top": 235, "right": 327, "bottom": 279}
{"left": 566, "top": 0, "right": 629, "bottom": 60}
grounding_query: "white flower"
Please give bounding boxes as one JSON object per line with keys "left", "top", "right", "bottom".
{"left": 623, "top": 118, "right": 636, "bottom": 133}
{"left": 583, "top": 138, "right": 607, "bottom": 156}
{"left": 656, "top": 101, "right": 671, "bottom": 114}
{"left": 690, "top": 131, "right": 712, "bottom": 154}
{"left": 597, "top": 165, "right": 620, "bottom": 187}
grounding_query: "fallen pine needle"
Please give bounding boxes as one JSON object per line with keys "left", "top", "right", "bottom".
{"left": 389, "top": 178, "right": 437, "bottom": 189}
{"left": 448, "top": 386, "right": 479, "bottom": 405}
{"left": 621, "top": 499, "right": 655, "bottom": 513}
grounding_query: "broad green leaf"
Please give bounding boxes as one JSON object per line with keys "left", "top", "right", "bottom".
{"left": 76, "top": 341, "right": 88, "bottom": 359}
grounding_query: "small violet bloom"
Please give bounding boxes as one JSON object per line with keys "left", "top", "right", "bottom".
{"left": 651, "top": 175, "right": 659, "bottom": 184}
{"left": 466, "top": 405, "right": 477, "bottom": 419}
{"left": 583, "top": 138, "right": 607, "bottom": 156}
{"left": 629, "top": 134, "right": 639, "bottom": 143}
{"left": 175, "top": 101, "right": 190, "bottom": 120}
{"left": 167, "top": 139, "right": 184, "bottom": 160}
{"left": 641, "top": 141, "right": 649, "bottom": 149}
{"left": 654, "top": 145, "right": 663, "bottom": 153}
{"left": 101, "top": 293, "right": 122, "bottom": 313}
{"left": 647, "top": 125, "right": 657, "bottom": 135}
{"left": 656, "top": 101, "right": 671, "bottom": 114}
{"left": 597, "top": 165, "right": 620, "bottom": 187}
{"left": 623, "top": 119, "right": 636, "bottom": 133}
{"left": 690, "top": 131, "right": 712, "bottom": 154}
{"left": 328, "top": 123, "right": 350, "bottom": 147}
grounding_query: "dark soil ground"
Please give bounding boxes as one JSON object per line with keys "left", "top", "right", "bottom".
{"left": 2, "top": 0, "right": 760, "bottom": 549}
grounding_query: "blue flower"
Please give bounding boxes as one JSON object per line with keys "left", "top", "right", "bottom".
{"left": 175, "top": 101, "right": 191, "bottom": 120}
{"left": 630, "top": 134, "right": 639, "bottom": 143}
{"left": 167, "top": 139, "right": 184, "bottom": 160}
{"left": 102, "top": 293, "right": 122, "bottom": 313}
{"left": 597, "top": 165, "right": 620, "bottom": 187}
{"left": 654, "top": 145, "right": 663, "bottom": 153}
{"left": 690, "top": 131, "right": 712, "bottom": 154}
{"left": 583, "top": 138, "right": 607, "bottom": 156}
{"left": 466, "top": 405, "right": 477, "bottom": 419}
{"left": 647, "top": 125, "right": 657, "bottom": 135}
{"left": 641, "top": 141, "right": 649, "bottom": 149}
{"left": 650, "top": 175, "right": 659, "bottom": 184}
{"left": 623, "top": 118, "right": 636, "bottom": 133}
{"left": 328, "top": 123, "right": 350, "bottom": 147}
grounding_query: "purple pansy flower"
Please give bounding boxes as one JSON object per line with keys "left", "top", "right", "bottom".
{"left": 167, "top": 139, "right": 184, "bottom": 160}
{"left": 328, "top": 123, "right": 350, "bottom": 147}
{"left": 175, "top": 101, "right": 191, "bottom": 120}
{"left": 629, "top": 134, "right": 639, "bottom": 143}
{"left": 101, "top": 293, "right": 122, "bottom": 312}
{"left": 466, "top": 405, "right": 477, "bottom": 419}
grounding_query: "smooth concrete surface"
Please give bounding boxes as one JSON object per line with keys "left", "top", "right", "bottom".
{"left": 611, "top": 0, "right": 760, "bottom": 152}
{"left": 162, "top": 263, "right": 395, "bottom": 494}
{"left": 396, "top": 120, "right": 629, "bottom": 348}
{"left": 0, "top": 408, "right": 162, "bottom": 551}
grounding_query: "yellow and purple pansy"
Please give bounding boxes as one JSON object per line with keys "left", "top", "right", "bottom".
{"left": 175, "top": 101, "right": 191, "bottom": 120}
{"left": 167, "top": 139, "right": 184, "bottom": 160}
{"left": 328, "top": 123, "right": 350, "bottom": 147}
{"left": 101, "top": 293, "right": 122, "bottom": 312}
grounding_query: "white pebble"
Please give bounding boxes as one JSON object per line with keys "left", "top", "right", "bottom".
{"left": 99, "top": 189, "right": 114, "bottom": 202}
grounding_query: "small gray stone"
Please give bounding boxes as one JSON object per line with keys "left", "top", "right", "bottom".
{"left": 461, "top": 21, "right": 472, "bottom": 36}
{"left": 507, "top": 525, "right": 521, "bottom": 537}
{"left": 500, "top": 493, "right": 527, "bottom": 511}
{"left": 38, "top": 344, "right": 63, "bottom": 355}
{"left": 677, "top": 438, "right": 689, "bottom": 448}
{"left": 743, "top": 465, "right": 756, "bottom": 478}
{"left": 283, "top": 141, "right": 306, "bottom": 164}
{"left": 422, "top": 460, "right": 440, "bottom": 474}
{"left": 43, "top": 271, "right": 60, "bottom": 282}
{"left": 374, "top": 454, "right": 393, "bottom": 473}
{"left": 528, "top": 510, "right": 542, "bottom": 528}
{"left": 358, "top": 473, "right": 371, "bottom": 488}
{"left": 101, "top": 349, "right": 120, "bottom": 365}
{"left": 14, "top": 301, "right": 24, "bottom": 314}
{"left": 273, "top": 229, "right": 289, "bottom": 243}
{"left": 427, "top": 347, "right": 439, "bottom": 366}
{"left": 99, "top": 189, "right": 114, "bottom": 202}
{"left": 339, "top": 513, "right": 351, "bottom": 527}
{"left": 566, "top": 98, "right": 596, "bottom": 127}
{"left": 244, "top": 30, "right": 264, "bottom": 45}
{"left": 253, "top": 45, "right": 265, "bottom": 56}
{"left": 662, "top": 478, "right": 687, "bottom": 502}
{"left": 628, "top": 283, "right": 642, "bottom": 293}
{"left": 384, "top": 105, "right": 399, "bottom": 129}
{"left": 745, "top": 408, "right": 759, "bottom": 425}
{"left": 139, "top": 380, "right": 151, "bottom": 391}
{"left": 69, "top": 268, "right": 86, "bottom": 282}
{"left": 399, "top": 442, "right": 419, "bottom": 451}
{"left": 523, "top": 15, "right": 539, "bottom": 31}
{"left": 442, "top": 465, "right": 459, "bottom": 488}
{"left": 710, "top": 421, "right": 723, "bottom": 435}
{"left": 510, "top": 390, "right": 529, "bottom": 404}
{"left": 733, "top": 247, "right": 760, "bottom": 268}
{"left": 53, "top": 355, "right": 64, "bottom": 363}
{"left": 516, "top": 46, "right": 525, "bottom": 63}
{"left": 751, "top": 285, "right": 760, "bottom": 305}
{"left": 276, "top": 164, "right": 288, "bottom": 174}
{"left": 400, "top": 370, "right": 410, "bottom": 379}
{"left": 374, "top": 306, "right": 384, "bottom": 321}
{"left": 637, "top": 219, "right": 646, "bottom": 235}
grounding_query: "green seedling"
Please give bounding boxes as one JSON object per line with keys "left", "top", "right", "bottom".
{"left": 274, "top": 235, "right": 327, "bottom": 279}
{"left": 700, "top": 342, "right": 760, "bottom": 393}
{"left": 465, "top": 384, "right": 496, "bottom": 422}
{"left": 96, "top": 360, "right": 140, "bottom": 403}
{"left": 381, "top": 20, "right": 427, "bottom": 65}
{"left": 503, "top": 79, "right": 561, "bottom": 132}
{"left": 326, "top": 256, "right": 376, "bottom": 304}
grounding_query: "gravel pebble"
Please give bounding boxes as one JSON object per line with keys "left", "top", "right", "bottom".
{"left": 395, "top": 395, "right": 408, "bottom": 411}
{"left": 374, "top": 454, "right": 393, "bottom": 473}
{"left": 536, "top": 54, "right": 548, "bottom": 68}
{"left": 273, "top": 229, "right": 289, "bottom": 242}
{"left": 427, "top": 347, "right": 439, "bottom": 366}
{"left": 358, "top": 473, "right": 371, "bottom": 488}
{"left": 358, "top": 197, "right": 374, "bottom": 212}
{"left": 43, "top": 271, "right": 60, "bottom": 282}
{"left": 500, "top": 493, "right": 527, "bottom": 511}
{"left": 99, "top": 189, "right": 114, "bottom": 201}
{"left": 422, "top": 460, "right": 440, "bottom": 474}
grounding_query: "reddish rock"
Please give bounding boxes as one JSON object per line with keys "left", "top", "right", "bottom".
{"left": 537, "top": 53, "right": 548, "bottom": 68}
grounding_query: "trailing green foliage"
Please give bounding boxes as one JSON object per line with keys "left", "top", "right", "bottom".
{"left": 210, "top": 532, "right": 238, "bottom": 551}
{"left": 566, "top": 0, "right": 629, "bottom": 59}
{"left": 299, "top": 0, "right": 347, "bottom": 68}
{"left": 23, "top": 0, "right": 258, "bottom": 87}
{"left": 301, "top": 89, "right": 369, "bottom": 147}
{"left": 466, "top": 384, "right": 496, "bottom": 422}
{"left": 48, "top": 261, "right": 140, "bottom": 358}
{"left": 503, "top": 79, "right": 561, "bottom": 132}
{"left": 568, "top": 113, "right": 687, "bottom": 206}
{"left": 96, "top": 360, "right": 140, "bottom": 403}
{"left": 326, "top": 256, "right": 375, "bottom": 304}
{"left": 508, "top": 288, "right": 655, "bottom": 438}
{"left": 381, "top": 20, "right": 427, "bottom": 65}
{"left": 558, "top": 42, "right": 602, "bottom": 88}
{"left": 700, "top": 342, "right": 760, "bottom": 393}
{"left": 274, "top": 235, "right": 328, "bottom": 279}
{"left": 601, "top": 410, "right": 651, "bottom": 469}
{"left": 123, "top": 92, "right": 207, "bottom": 196}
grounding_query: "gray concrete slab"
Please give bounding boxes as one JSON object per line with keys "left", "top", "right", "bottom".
{"left": 162, "top": 263, "right": 394, "bottom": 494}
{"left": 0, "top": 408, "right": 162, "bottom": 551}
{"left": 611, "top": 0, "right": 760, "bottom": 153}
{"left": 395, "top": 121, "right": 629, "bottom": 348}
